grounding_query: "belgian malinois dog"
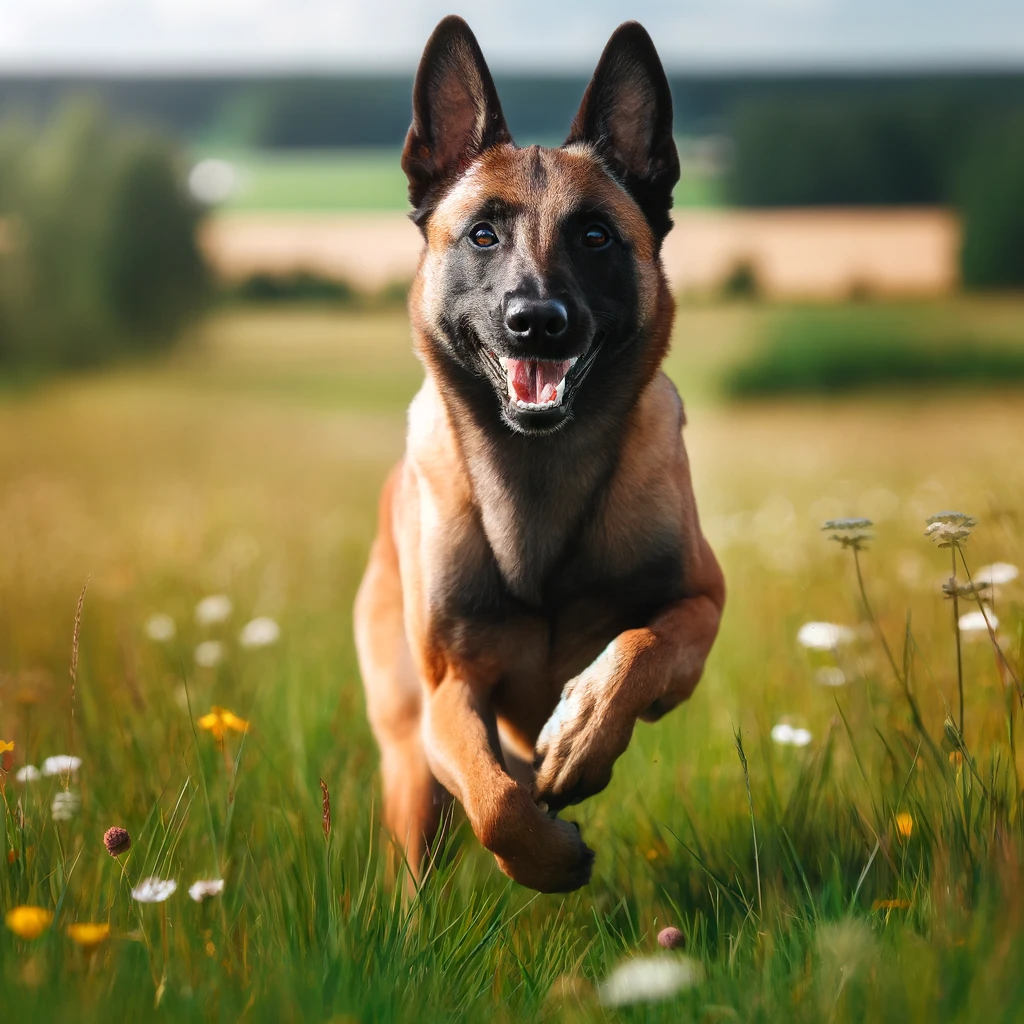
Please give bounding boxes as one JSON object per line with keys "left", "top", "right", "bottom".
{"left": 355, "top": 16, "right": 725, "bottom": 893}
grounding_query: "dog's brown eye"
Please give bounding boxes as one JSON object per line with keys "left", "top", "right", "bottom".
{"left": 582, "top": 223, "right": 611, "bottom": 248}
{"left": 470, "top": 223, "right": 499, "bottom": 248}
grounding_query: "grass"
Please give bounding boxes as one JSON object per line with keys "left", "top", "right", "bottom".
{"left": 200, "top": 147, "right": 723, "bottom": 213}
{"left": 724, "top": 300, "right": 1024, "bottom": 397}
{"left": 2, "top": 300, "right": 1024, "bottom": 1021}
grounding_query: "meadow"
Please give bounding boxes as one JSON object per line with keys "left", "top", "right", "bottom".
{"left": 2, "top": 299, "right": 1024, "bottom": 1021}
{"left": 201, "top": 148, "right": 723, "bottom": 213}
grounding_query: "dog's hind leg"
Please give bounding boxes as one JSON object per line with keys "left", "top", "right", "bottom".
{"left": 354, "top": 465, "right": 449, "bottom": 887}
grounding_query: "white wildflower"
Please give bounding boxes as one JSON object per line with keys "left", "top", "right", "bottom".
{"left": 814, "top": 666, "right": 847, "bottom": 687}
{"left": 959, "top": 609, "right": 998, "bottom": 634}
{"left": 42, "top": 755, "right": 82, "bottom": 777}
{"left": 772, "top": 723, "right": 812, "bottom": 747}
{"left": 194, "top": 640, "right": 226, "bottom": 668}
{"left": 188, "top": 878, "right": 225, "bottom": 902}
{"left": 16, "top": 765, "right": 41, "bottom": 783}
{"left": 195, "top": 594, "right": 232, "bottom": 626}
{"left": 925, "top": 511, "right": 976, "bottom": 548}
{"left": 51, "top": 791, "right": 81, "bottom": 822}
{"left": 598, "top": 955, "right": 703, "bottom": 1007}
{"left": 239, "top": 617, "right": 280, "bottom": 649}
{"left": 144, "top": 613, "right": 176, "bottom": 642}
{"left": 797, "top": 622, "right": 856, "bottom": 651}
{"left": 976, "top": 563, "right": 1019, "bottom": 587}
{"left": 822, "top": 517, "right": 873, "bottom": 550}
{"left": 131, "top": 877, "right": 178, "bottom": 903}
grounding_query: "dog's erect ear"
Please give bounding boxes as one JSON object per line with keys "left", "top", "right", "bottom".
{"left": 566, "top": 22, "right": 679, "bottom": 242}
{"left": 402, "top": 16, "right": 511, "bottom": 218}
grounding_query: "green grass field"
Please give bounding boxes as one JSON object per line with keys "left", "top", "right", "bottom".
{"left": 203, "top": 148, "right": 723, "bottom": 212}
{"left": 2, "top": 301, "right": 1024, "bottom": 1021}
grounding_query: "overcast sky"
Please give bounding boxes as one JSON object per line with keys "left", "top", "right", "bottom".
{"left": 1, "top": 0, "right": 1022, "bottom": 73}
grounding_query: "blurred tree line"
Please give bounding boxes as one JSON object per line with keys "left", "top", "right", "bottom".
{"left": 0, "top": 101, "right": 208, "bottom": 372}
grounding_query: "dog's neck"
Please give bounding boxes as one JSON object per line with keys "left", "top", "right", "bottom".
{"left": 428, "top": 349, "right": 648, "bottom": 606}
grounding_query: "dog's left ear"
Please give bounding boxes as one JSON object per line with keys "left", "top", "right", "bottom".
{"left": 566, "top": 22, "right": 679, "bottom": 243}
{"left": 402, "top": 16, "right": 511, "bottom": 221}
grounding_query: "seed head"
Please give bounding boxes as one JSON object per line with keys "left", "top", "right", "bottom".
{"left": 822, "top": 518, "right": 873, "bottom": 551}
{"left": 657, "top": 926, "right": 686, "bottom": 950}
{"left": 103, "top": 826, "right": 132, "bottom": 858}
{"left": 925, "top": 511, "right": 976, "bottom": 548}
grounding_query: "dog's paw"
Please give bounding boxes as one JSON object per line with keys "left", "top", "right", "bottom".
{"left": 493, "top": 815, "right": 594, "bottom": 893}
{"left": 533, "top": 724, "right": 622, "bottom": 813}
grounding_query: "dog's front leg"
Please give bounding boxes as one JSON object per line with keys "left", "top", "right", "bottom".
{"left": 423, "top": 675, "right": 594, "bottom": 892}
{"left": 534, "top": 565, "right": 724, "bottom": 812}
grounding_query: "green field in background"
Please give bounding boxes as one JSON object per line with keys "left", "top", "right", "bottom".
{"left": 203, "top": 148, "right": 723, "bottom": 212}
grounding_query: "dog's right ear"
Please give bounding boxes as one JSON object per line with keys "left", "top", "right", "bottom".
{"left": 402, "top": 16, "right": 511, "bottom": 220}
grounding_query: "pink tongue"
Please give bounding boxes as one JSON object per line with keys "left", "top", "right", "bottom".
{"left": 507, "top": 359, "right": 572, "bottom": 404}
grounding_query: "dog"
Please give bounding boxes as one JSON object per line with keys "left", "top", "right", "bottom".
{"left": 354, "top": 15, "right": 725, "bottom": 893}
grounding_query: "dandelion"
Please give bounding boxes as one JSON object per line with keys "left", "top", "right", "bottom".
{"left": 188, "top": 878, "right": 225, "bottom": 902}
{"left": 895, "top": 812, "right": 914, "bottom": 838}
{"left": 195, "top": 594, "right": 232, "bottom": 626}
{"left": 822, "top": 517, "right": 873, "bottom": 551}
{"left": 5, "top": 906, "right": 53, "bottom": 940}
{"left": 194, "top": 640, "right": 226, "bottom": 668}
{"left": 51, "top": 791, "right": 81, "bottom": 822}
{"left": 598, "top": 955, "right": 703, "bottom": 1007}
{"left": 239, "top": 616, "right": 280, "bottom": 649}
{"left": 976, "top": 562, "right": 1019, "bottom": 587}
{"left": 144, "top": 613, "right": 176, "bottom": 642}
{"left": 771, "top": 723, "right": 812, "bottom": 747}
{"left": 198, "top": 706, "right": 249, "bottom": 742}
{"left": 815, "top": 666, "right": 847, "bottom": 687}
{"left": 103, "top": 826, "right": 132, "bottom": 857}
{"left": 0, "top": 739, "right": 13, "bottom": 753}
{"left": 41, "top": 754, "right": 81, "bottom": 777}
{"left": 797, "top": 621, "right": 856, "bottom": 651}
{"left": 959, "top": 609, "right": 998, "bottom": 634}
{"left": 657, "top": 926, "right": 686, "bottom": 950}
{"left": 925, "top": 511, "right": 976, "bottom": 548}
{"left": 66, "top": 922, "right": 110, "bottom": 952}
{"left": 16, "top": 765, "right": 41, "bottom": 783}
{"left": 131, "top": 877, "right": 177, "bottom": 903}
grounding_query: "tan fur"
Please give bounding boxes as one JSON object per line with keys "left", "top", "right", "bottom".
{"left": 354, "top": 143, "right": 724, "bottom": 894}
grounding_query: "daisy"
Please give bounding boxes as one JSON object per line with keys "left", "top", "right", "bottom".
{"left": 42, "top": 755, "right": 82, "bottom": 777}
{"left": 194, "top": 640, "right": 226, "bottom": 668}
{"left": 598, "top": 955, "right": 703, "bottom": 1007}
{"left": 131, "top": 877, "right": 177, "bottom": 903}
{"left": 239, "top": 617, "right": 280, "bottom": 649}
{"left": 797, "top": 622, "right": 855, "bottom": 651}
{"left": 975, "top": 562, "right": 1019, "bottom": 587}
{"left": 188, "top": 878, "right": 225, "bottom": 902}
{"left": 959, "top": 609, "right": 998, "bottom": 633}
{"left": 195, "top": 594, "right": 232, "bottom": 626}
{"left": 144, "top": 613, "right": 176, "bottom": 642}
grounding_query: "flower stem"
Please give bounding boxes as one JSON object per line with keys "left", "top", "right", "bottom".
{"left": 952, "top": 546, "right": 965, "bottom": 735}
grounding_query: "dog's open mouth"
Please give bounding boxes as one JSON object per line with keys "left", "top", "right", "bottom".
{"left": 501, "top": 357, "right": 578, "bottom": 412}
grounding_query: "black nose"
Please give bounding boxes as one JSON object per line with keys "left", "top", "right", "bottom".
{"left": 504, "top": 297, "right": 568, "bottom": 340}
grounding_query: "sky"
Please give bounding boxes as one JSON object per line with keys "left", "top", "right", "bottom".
{"left": 0, "top": 0, "right": 1022, "bottom": 73}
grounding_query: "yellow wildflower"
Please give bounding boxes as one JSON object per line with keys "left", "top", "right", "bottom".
{"left": 67, "top": 922, "right": 111, "bottom": 952}
{"left": 5, "top": 906, "right": 53, "bottom": 940}
{"left": 949, "top": 751, "right": 964, "bottom": 769}
{"left": 895, "top": 812, "right": 914, "bottom": 839}
{"left": 197, "top": 706, "right": 249, "bottom": 741}
{"left": 872, "top": 899, "right": 911, "bottom": 911}
{"left": 0, "top": 740, "right": 14, "bottom": 753}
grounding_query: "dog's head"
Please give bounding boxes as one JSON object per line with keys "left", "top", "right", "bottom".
{"left": 403, "top": 17, "right": 679, "bottom": 437}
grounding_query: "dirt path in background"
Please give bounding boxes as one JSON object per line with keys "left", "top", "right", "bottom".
{"left": 202, "top": 208, "right": 959, "bottom": 299}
